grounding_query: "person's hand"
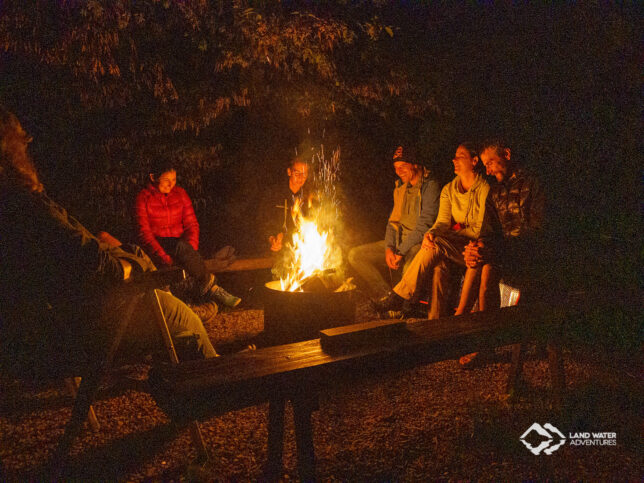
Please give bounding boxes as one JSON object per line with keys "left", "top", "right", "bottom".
{"left": 463, "top": 240, "right": 486, "bottom": 268}
{"left": 269, "top": 232, "right": 284, "bottom": 252}
{"left": 97, "top": 231, "right": 122, "bottom": 247}
{"left": 160, "top": 253, "right": 174, "bottom": 266}
{"left": 422, "top": 232, "right": 436, "bottom": 251}
{"left": 385, "top": 247, "right": 402, "bottom": 270}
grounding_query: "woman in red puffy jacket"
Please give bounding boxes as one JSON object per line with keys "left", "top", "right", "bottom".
{"left": 135, "top": 160, "right": 240, "bottom": 308}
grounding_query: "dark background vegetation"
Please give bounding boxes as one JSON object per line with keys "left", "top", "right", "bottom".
{"left": 1, "top": 1, "right": 641, "bottom": 350}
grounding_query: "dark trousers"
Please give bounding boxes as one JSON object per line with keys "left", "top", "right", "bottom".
{"left": 158, "top": 238, "right": 212, "bottom": 290}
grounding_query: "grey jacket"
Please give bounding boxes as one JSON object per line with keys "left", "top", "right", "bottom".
{"left": 385, "top": 173, "right": 440, "bottom": 256}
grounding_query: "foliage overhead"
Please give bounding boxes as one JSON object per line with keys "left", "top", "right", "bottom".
{"left": 0, "top": 0, "right": 441, "bottom": 136}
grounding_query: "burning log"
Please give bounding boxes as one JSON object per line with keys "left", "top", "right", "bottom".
{"left": 299, "top": 274, "right": 328, "bottom": 293}
{"left": 298, "top": 269, "right": 356, "bottom": 293}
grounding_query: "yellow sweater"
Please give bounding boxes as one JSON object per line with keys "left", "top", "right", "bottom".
{"left": 428, "top": 174, "right": 490, "bottom": 240}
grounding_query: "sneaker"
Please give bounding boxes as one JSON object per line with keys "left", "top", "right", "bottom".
{"left": 209, "top": 284, "right": 242, "bottom": 308}
{"left": 370, "top": 291, "right": 405, "bottom": 317}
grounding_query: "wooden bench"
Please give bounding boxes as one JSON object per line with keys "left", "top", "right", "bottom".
{"left": 149, "top": 293, "right": 588, "bottom": 480}
{"left": 204, "top": 256, "right": 273, "bottom": 273}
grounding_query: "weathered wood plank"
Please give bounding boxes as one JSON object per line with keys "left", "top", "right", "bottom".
{"left": 320, "top": 319, "right": 407, "bottom": 351}
{"left": 204, "top": 257, "right": 273, "bottom": 273}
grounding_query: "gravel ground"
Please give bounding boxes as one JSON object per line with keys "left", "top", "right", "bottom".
{"left": 1, "top": 292, "right": 641, "bottom": 481}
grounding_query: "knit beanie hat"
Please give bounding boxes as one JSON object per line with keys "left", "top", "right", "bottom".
{"left": 392, "top": 145, "right": 416, "bottom": 164}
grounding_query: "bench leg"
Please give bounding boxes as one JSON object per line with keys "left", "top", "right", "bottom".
{"left": 189, "top": 421, "right": 210, "bottom": 461}
{"left": 64, "top": 377, "right": 100, "bottom": 432}
{"left": 292, "top": 396, "right": 317, "bottom": 482}
{"left": 547, "top": 343, "right": 565, "bottom": 407}
{"left": 264, "top": 398, "right": 286, "bottom": 481}
{"left": 50, "top": 368, "right": 103, "bottom": 476}
{"left": 505, "top": 343, "right": 524, "bottom": 395}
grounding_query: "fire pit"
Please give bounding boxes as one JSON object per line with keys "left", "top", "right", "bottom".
{"left": 263, "top": 280, "right": 355, "bottom": 345}
{"left": 260, "top": 145, "right": 355, "bottom": 344}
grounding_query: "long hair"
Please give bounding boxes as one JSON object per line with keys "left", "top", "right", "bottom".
{"left": 0, "top": 108, "right": 43, "bottom": 192}
{"left": 459, "top": 141, "right": 485, "bottom": 175}
{"left": 149, "top": 156, "right": 177, "bottom": 179}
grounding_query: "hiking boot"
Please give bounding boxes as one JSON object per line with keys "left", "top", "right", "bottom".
{"left": 209, "top": 284, "right": 242, "bottom": 308}
{"left": 370, "top": 291, "right": 405, "bottom": 317}
{"left": 400, "top": 300, "right": 426, "bottom": 319}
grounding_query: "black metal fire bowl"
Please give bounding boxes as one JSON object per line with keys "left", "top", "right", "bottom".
{"left": 262, "top": 280, "right": 356, "bottom": 346}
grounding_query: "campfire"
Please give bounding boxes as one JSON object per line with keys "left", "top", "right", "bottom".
{"left": 277, "top": 146, "right": 354, "bottom": 294}
{"left": 263, "top": 146, "right": 356, "bottom": 344}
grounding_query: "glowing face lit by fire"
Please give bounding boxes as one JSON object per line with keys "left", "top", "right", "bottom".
{"left": 287, "top": 161, "right": 308, "bottom": 194}
{"left": 152, "top": 170, "right": 177, "bottom": 194}
{"left": 480, "top": 146, "right": 511, "bottom": 183}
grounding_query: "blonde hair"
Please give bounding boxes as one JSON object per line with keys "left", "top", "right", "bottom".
{"left": 0, "top": 108, "right": 43, "bottom": 192}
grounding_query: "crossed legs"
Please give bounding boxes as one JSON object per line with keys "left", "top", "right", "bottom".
{"left": 392, "top": 235, "right": 470, "bottom": 319}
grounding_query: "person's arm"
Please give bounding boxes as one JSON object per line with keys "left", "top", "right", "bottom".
{"left": 505, "top": 177, "right": 546, "bottom": 260}
{"left": 398, "top": 177, "right": 440, "bottom": 256}
{"left": 384, "top": 186, "right": 400, "bottom": 252}
{"left": 178, "top": 187, "right": 200, "bottom": 251}
{"left": 39, "top": 192, "right": 128, "bottom": 283}
{"left": 134, "top": 190, "right": 173, "bottom": 265}
{"left": 463, "top": 193, "right": 503, "bottom": 268}
{"left": 427, "top": 183, "right": 453, "bottom": 236}
{"left": 384, "top": 221, "right": 398, "bottom": 253}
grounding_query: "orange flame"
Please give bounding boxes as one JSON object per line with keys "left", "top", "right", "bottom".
{"left": 279, "top": 198, "right": 341, "bottom": 292}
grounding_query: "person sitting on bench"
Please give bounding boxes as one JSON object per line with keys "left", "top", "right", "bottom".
{"left": 349, "top": 145, "right": 440, "bottom": 300}
{"left": 456, "top": 138, "right": 545, "bottom": 366}
{"left": 135, "top": 158, "right": 240, "bottom": 308}
{"left": 0, "top": 109, "right": 218, "bottom": 378}
{"left": 372, "top": 142, "right": 489, "bottom": 319}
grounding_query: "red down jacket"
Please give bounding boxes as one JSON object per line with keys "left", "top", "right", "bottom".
{"left": 135, "top": 184, "right": 199, "bottom": 266}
